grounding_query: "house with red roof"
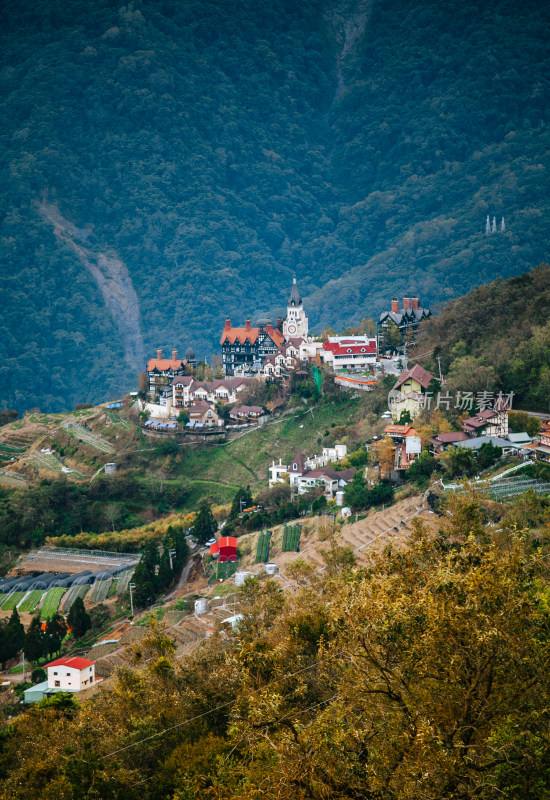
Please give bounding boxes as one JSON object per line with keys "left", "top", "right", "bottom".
{"left": 429, "top": 431, "right": 471, "bottom": 455}
{"left": 322, "top": 336, "right": 377, "bottom": 371}
{"left": 393, "top": 364, "right": 435, "bottom": 394}
{"left": 382, "top": 423, "right": 422, "bottom": 472}
{"left": 172, "top": 376, "right": 254, "bottom": 408}
{"left": 390, "top": 364, "right": 437, "bottom": 421}
{"left": 229, "top": 405, "right": 267, "bottom": 422}
{"left": 147, "top": 348, "right": 188, "bottom": 398}
{"left": 461, "top": 406, "right": 508, "bottom": 438}
{"left": 188, "top": 401, "right": 222, "bottom": 427}
{"left": 209, "top": 536, "right": 238, "bottom": 562}
{"left": 24, "top": 656, "right": 98, "bottom": 703}
{"left": 46, "top": 656, "right": 96, "bottom": 691}
{"left": 296, "top": 466, "right": 357, "bottom": 499}
{"left": 220, "top": 279, "right": 308, "bottom": 376}
{"left": 221, "top": 316, "right": 286, "bottom": 376}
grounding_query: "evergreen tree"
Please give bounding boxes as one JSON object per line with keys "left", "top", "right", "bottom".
{"left": 45, "top": 613, "right": 67, "bottom": 658}
{"left": 6, "top": 607, "right": 25, "bottom": 658}
{"left": 157, "top": 549, "right": 173, "bottom": 591}
{"left": 141, "top": 541, "right": 160, "bottom": 590}
{"left": 230, "top": 486, "right": 253, "bottom": 519}
{"left": 131, "top": 559, "right": 156, "bottom": 609}
{"left": 0, "top": 623, "right": 11, "bottom": 670}
{"left": 67, "top": 598, "right": 91, "bottom": 639}
{"left": 24, "top": 615, "right": 46, "bottom": 664}
{"left": 191, "top": 501, "right": 218, "bottom": 545}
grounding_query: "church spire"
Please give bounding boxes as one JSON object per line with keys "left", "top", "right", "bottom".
{"left": 289, "top": 277, "right": 302, "bottom": 307}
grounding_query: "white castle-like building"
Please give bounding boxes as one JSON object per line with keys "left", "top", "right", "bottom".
{"left": 282, "top": 278, "right": 309, "bottom": 339}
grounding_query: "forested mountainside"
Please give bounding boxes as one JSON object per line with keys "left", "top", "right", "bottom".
{"left": 1, "top": 0, "right": 549, "bottom": 412}
{"left": 414, "top": 264, "right": 550, "bottom": 411}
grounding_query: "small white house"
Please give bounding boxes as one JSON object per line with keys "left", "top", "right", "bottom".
{"left": 47, "top": 656, "right": 95, "bottom": 691}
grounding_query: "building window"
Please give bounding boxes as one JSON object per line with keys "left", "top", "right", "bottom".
{"left": 55, "top": 681, "right": 60, "bottom": 687}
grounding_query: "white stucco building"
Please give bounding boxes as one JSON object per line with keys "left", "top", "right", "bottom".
{"left": 269, "top": 445, "right": 348, "bottom": 487}
{"left": 47, "top": 656, "right": 95, "bottom": 691}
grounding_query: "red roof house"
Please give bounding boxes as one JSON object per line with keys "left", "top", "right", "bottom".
{"left": 210, "top": 536, "right": 238, "bottom": 562}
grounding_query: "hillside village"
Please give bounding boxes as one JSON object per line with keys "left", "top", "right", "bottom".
{"left": 139, "top": 278, "right": 541, "bottom": 496}
{"left": 1, "top": 269, "right": 550, "bottom": 796}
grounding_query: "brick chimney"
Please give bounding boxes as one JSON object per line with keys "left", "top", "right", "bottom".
{"left": 411, "top": 297, "right": 419, "bottom": 310}
{"left": 225, "top": 317, "right": 231, "bottom": 330}
{"left": 403, "top": 297, "right": 411, "bottom": 310}
{"left": 157, "top": 348, "right": 162, "bottom": 359}
{"left": 276, "top": 317, "right": 284, "bottom": 330}
{"left": 266, "top": 322, "right": 274, "bottom": 336}
{"left": 245, "top": 317, "right": 251, "bottom": 331}
{"left": 391, "top": 298, "right": 399, "bottom": 313}
{"left": 172, "top": 349, "right": 178, "bottom": 361}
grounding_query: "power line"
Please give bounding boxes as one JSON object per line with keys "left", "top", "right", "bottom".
{"left": 104, "top": 652, "right": 346, "bottom": 759}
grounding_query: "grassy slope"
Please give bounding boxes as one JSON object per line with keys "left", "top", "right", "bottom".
{"left": 177, "top": 397, "right": 362, "bottom": 496}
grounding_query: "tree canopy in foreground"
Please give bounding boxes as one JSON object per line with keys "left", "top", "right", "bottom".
{"left": 1, "top": 495, "right": 549, "bottom": 799}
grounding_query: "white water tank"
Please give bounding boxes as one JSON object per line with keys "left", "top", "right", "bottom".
{"left": 336, "top": 490, "right": 344, "bottom": 507}
{"left": 105, "top": 463, "right": 117, "bottom": 474}
{"left": 234, "top": 571, "right": 253, "bottom": 587}
{"left": 194, "top": 598, "right": 209, "bottom": 615}
{"left": 264, "top": 562, "right": 279, "bottom": 575}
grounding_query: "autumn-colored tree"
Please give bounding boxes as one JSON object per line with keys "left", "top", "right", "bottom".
{"left": 369, "top": 435, "right": 395, "bottom": 478}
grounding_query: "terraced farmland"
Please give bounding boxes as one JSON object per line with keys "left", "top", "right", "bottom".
{"left": 65, "top": 424, "right": 115, "bottom": 454}
{"left": 40, "top": 588, "right": 66, "bottom": 619}
{"left": 18, "top": 590, "right": 45, "bottom": 613}
{"left": 1, "top": 592, "right": 25, "bottom": 610}
{"left": 29, "top": 450, "right": 84, "bottom": 476}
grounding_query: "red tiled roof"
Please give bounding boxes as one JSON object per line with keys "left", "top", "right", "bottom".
{"left": 288, "top": 452, "right": 307, "bottom": 473}
{"left": 303, "top": 466, "right": 356, "bottom": 482}
{"left": 171, "top": 375, "right": 194, "bottom": 387}
{"left": 46, "top": 656, "right": 94, "bottom": 670}
{"left": 393, "top": 363, "right": 435, "bottom": 391}
{"left": 323, "top": 338, "right": 377, "bottom": 356}
{"left": 384, "top": 424, "right": 418, "bottom": 437}
{"left": 462, "top": 410, "right": 497, "bottom": 431}
{"left": 230, "top": 405, "right": 264, "bottom": 417}
{"left": 218, "top": 536, "right": 238, "bottom": 548}
{"left": 432, "top": 432, "right": 471, "bottom": 443}
{"left": 221, "top": 327, "right": 285, "bottom": 347}
{"left": 147, "top": 358, "right": 186, "bottom": 372}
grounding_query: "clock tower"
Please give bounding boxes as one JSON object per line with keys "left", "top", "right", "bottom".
{"left": 283, "top": 278, "right": 308, "bottom": 339}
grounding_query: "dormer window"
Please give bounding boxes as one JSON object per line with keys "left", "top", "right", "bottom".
{"left": 293, "top": 463, "right": 297, "bottom": 470}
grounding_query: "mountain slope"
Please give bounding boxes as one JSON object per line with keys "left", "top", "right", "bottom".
{"left": 1, "top": 0, "right": 549, "bottom": 412}
{"left": 414, "top": 263, "right": 550, "bottom": 410}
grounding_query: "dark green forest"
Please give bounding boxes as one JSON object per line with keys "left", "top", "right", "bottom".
{"left": 1, "top": 0, "right": 549, "bottom": 412}
{"left": 416, "top": 264, "right": 550, "bottom": 411}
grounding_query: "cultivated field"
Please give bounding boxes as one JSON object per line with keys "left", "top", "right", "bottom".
{"left": 40, "top": 588, "right": 67, "bottom": 620}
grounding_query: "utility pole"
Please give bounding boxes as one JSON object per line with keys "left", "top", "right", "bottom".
{"left": 437, "top": 356, "right": 443, "bottom": 383}
{"left": 129, "top": 583, "right": 135, "bottom": 617}
{"left": 168, "top": 548, "right": 176, "bottom": 571}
